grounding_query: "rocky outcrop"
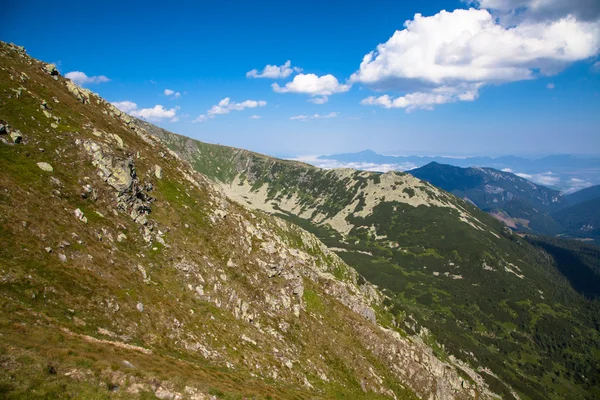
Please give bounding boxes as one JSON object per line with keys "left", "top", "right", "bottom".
{"left": 79, "top": 139, "right": 156, "bottom": 232}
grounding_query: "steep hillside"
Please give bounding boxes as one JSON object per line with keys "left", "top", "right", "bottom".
{"left": 0, "top": 42, "right": 499, "bottom": 400}
{"left": 524, "top": 236, "right": 600, "bottom": 299}
{"left": 410, "top": 162, "right": 566, "bottom": 234}
{"left": 566, "top": 185, "right": 600, "bottom": 206}
{"left": 143, "top": 123, "right": 600, "bottom": 399}
{"left": 553, "top": 198, "right": 600, "bottom": 242}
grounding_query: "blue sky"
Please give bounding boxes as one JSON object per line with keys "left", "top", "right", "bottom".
{"left": 3, "top": 0, "right": 600, "bottom": 157}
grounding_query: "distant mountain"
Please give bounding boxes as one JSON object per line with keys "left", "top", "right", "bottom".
{"left": 410, "top": 162, "right": 567, "bottom": 234}
{"left": 566, "top": 184, "right": 600, "bottom": 206}
{"left": 317, "top": 150, "right": 600, "bottom": 191}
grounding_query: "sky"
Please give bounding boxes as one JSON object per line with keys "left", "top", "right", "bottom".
{"left": 3, "top": 0, "right": 600, "bottom": 158}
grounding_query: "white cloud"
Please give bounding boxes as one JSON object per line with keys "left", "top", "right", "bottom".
{"left": 272, "top": 73, "right": 351, "bottom": 98}
{"left": 250, "top": 115, "right": 261, "bottom": 119}
{"left": 110, "top": 101, "right": 178, "bottom": 122}
{"left": 351, "top": 7, "right": 600, "bottom": 111}
{"left": 501, "top": 168, "right": 514, "bottom": 172}
{"left": 65, "top": 71, "right": 110, "bottom": 85}
{"left": 470, "top": 0, "right": 600, "bottom": 24}
{"left": 194, "top": 98, "right": 267, "bottom": 122}
{"left": 308, "top": 96, "right": 329, "bottom": 104}
{"left": 361, "top": 84, "right": 481, "bottom": 111}
{"left": 290, "top": 112, "right": 338, "bottom": 120}
{"left": 289, "top": 155, "right": 417, "bottom": 172}
{"left": 515, "top": 171, "right": 561, "bottom": 187}
{"left": 131, "top": 105, "right": 178, "bottom": 122}
{"left": 313, "top": 112, "right": 338, "bottom": 119}
{"left": 246, "top": 60, "right": 302, "bottom": 79}
{"left": 111, "top": 101, "right": 138, "bottom": 113}
{"left": 547, "top": 83, "right": 555, "bottom": 89}
{"left": 164, "top": 89, "right": 181, "bottom": 99}
{"left": 563, "top": 177, "right": 594, "bottom": 194}
{"left": 593, "top": 61, "right": 600, "bottom": 72}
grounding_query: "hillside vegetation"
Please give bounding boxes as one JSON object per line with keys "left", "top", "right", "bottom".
{"left": 0, "top": 42, "right": 498, "bottom": 399}
{"left": 144, "top": 122, "right": 600, "bottom": 399}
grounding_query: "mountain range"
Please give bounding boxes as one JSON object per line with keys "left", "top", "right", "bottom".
{"left": 316, "top": 150, "right": 600, "bottom": 192}
{"left": 410, "top": 163, "right": 600, "bottom": 242}
{"left": 1, "top": 41, "right": 600, "bottom": 400}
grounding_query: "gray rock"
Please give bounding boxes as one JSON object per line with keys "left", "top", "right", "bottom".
{"left": 74, "top": 208, "right": 88, "bottom": 223}
{"left": 43, "top": 63, "right": 58, "bottom": 76}
{"left": 10, "top": 130, "right": 22, "bottom": 144}
{"left": 36, "top": 162, "right": 53, "bottom": 172}
{"left": 136, "top": 302, "right": 144, "bottom": 312}
{"left": 154, "top": 165, "right": 163, "bottom": 179}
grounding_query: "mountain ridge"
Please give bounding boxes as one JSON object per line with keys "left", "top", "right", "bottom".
{"left": 0, "top": 41, "right": 495, "bottom": 399}
{"left": 141, "top": 118, "right": 600, "bottom": 399}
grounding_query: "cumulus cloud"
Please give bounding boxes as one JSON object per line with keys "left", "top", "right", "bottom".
{"left": 194, "top": 98, "right": 267, "bottom": 122}
{"left": 272, "top": 73, "right": 351, "bottom": 98}
{"left": 246, "top": 60, "right": 302, "bottom": 79}
{"left": 65, "top": 71, "right": 110, "bottom": 85}
{"left": 164, "top": 89, "right": 181, "bottom": 99}
{"left": 250, "top": 115, "right": 261, "bottom": 119}
{"left": 470, "top": 0, "right": 600, "bottom": 24}
{"left": 290, "top": 112, "right": 338, "bottom": 120}
{"left": 110, "top": 101, "right": 178, "bottom": 122}
{"left": 352, "top": 6, "right": 600, "bottom": 111}
{"left": 111, "top": 100, "right": 138, "bottom": 113}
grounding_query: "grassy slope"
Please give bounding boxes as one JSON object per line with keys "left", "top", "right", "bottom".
{"left": 0, "top": 42, "right": 489, "bottom": 400}
{"left": 144, "top": 122, "right": 600, "bottom": 399}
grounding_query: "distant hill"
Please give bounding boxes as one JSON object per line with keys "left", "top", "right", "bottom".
{"left": 410, "top": 162, "right": 567, "bottom": 234}
{"left": 566, "top": 184, "right": 600, "bottom": 206}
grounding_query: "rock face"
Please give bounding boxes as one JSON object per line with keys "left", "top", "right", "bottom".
{"left": 80, "top": 140, "right": 154, "bottom": 228}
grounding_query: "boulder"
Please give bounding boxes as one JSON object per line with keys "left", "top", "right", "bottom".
{"left": 10, "top": 130, "right": 22, "bottom": 144}
{"left": 74, "top": 208, "right": 88, "bottom": 223}
{"left": 154, "top": 165, "right": 163, "bottom": 179}
{"left": 43, "top": 63, "right": 58, "bottom": 76}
